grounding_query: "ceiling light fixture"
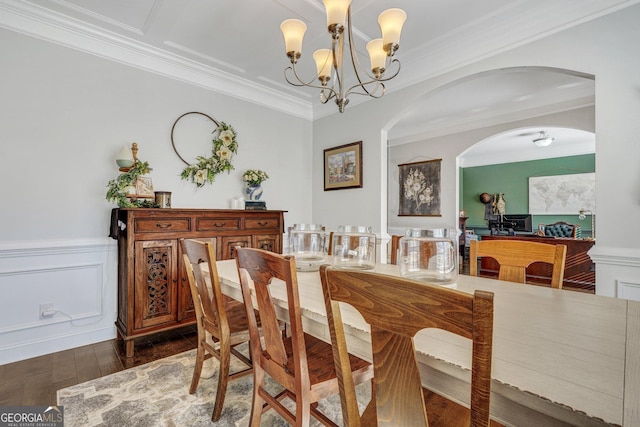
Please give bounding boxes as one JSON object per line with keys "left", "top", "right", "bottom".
{"left": 280, "top": 0, "right": 406, "bottom": 113}
{"left": 533, "top": 131, "right": 554, "bottom": 147}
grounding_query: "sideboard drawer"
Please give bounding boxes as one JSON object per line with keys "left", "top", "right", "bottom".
{"left": 245, "top": 218, "right": 280, "bottom": 230}
{"left": 197, "top": 218, "right": 241, "bottom": 231}
{"left": 134, "top": 218, "right": 191, "bottom": 233}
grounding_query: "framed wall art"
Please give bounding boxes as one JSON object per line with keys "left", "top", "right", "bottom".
{"left": 398, "top": 159, "right": 442, "bottom": 216}
{"left": 324, "top": 141, "right": 363, "bottom": 191}
{"left": 529, "top": 172, "right": 595, "bottom": 214}
{"left": 134, "top": 176, "right": 154, "bottom": 197}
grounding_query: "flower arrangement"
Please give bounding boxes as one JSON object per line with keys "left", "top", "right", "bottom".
{"left": 180, "top": 122, "right": 238, "bottom": 187}
{"left": 242, "top": 169, "right": 269, "bottom": 186}
{"left": 106, "top": 161, "right": 155, "bottom": 208}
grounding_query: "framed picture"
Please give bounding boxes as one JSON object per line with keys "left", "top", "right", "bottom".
{"left": 529, "top": 172, "right": 595, "bottom": 214}
{"left": 398, "top": 159, "right": 442, "bottom": 216}
{"left": 324, "top": 141, "right": 363, "bottom": 191}
{"left": 134, "top": 176, "right": 154, "bottom": 197}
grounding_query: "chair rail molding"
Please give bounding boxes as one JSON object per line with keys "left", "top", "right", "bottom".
{"left": 588, "top": 245, "right": 640, "bottom": 300}
{"left": 588, "top": 245, "right": 640, "bottom": 268}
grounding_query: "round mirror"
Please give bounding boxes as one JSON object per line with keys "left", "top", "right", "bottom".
{"left": 171, "top": 112, "right": 220, "bottom": 166}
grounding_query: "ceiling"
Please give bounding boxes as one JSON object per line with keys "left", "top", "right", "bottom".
{"left": 1, "top": 0, "right": 634, "bottom": 163}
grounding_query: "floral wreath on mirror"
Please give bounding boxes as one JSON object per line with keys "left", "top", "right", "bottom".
{"left": 180, "top": 122, "right": 238, "bottom": 187}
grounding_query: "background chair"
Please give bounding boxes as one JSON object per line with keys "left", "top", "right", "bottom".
{"left": 469, "top": 239, "right": 567, "bottom": 289}
{"left": 319, "top": 265, "right": 495, "bottom": 427}
{"left": 181, "top": 238, "right": 255, "bottom": 421}
{"left": 464, "top": 230, "right": 479, "bottom": 261}
{"left": 235, "top": 247, "right": 373, "bottom": 427}
{"left": 389, "top": 234, "right": 402, "bottom": 264}
{"left": 537, "top": 222, "right": 580, "bottom": 238}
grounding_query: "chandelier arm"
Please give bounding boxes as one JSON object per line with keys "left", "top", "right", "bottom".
{"left": 346, "top": 82, "right": 386, "bottom": 99}
{"left": 346, "top": 8, "right": 373, "bottom": 90}
{"left": 319, "top": 89, "right": 334, "bottom": 104}
{"left": 284, "top": 64, "right": 324, "bottom": 89}
{"left": 345, "top": 60, "right": 401, "bottom": 99}
{"left": 284, "top": 64, "right": 340, "bottom": 101}
{"left": 377, "top": 58, "right": 401, "bottom": 82}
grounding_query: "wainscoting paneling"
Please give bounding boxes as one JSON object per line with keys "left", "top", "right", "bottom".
{"left": 0, "top": 263, "right": 103, "bottom": 333}
{"left": 617, "top": 281, "right": 640, "bottom": 301}
{"left": 0, "top": 239, "right": 117, "bottom": 365}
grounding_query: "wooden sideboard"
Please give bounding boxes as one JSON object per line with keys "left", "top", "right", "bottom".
{"left": 115, "top": 208, "right": 285, "bottom": 357}
{"left": 479, "top": 234, "right": 595, "bottom": 292}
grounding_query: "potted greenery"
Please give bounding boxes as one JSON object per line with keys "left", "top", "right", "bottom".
{"left": 106, "top": 161, "right": 155, "bottom": 207}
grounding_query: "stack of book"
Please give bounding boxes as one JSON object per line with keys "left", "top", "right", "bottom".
{"left": 245, "top": 200, "right": 267, "bottom": 210}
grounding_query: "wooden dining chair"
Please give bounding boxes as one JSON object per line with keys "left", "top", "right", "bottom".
{"left": 319, "top": 265, "right": 495, "bottom": 427}
{"left": 235, "top": 247, "right": 374, "bottom": 427}
{"left": 389, "top": 234, "right": 402, "bottom": 264}
{"left": 180, "top": 238, "right": 256, "bottom": 421}
{"left": 469, "top": 239, "right": 567, "bottom": 289}
{"left": 327, "top": 230, "right": 334, "bottom": 255}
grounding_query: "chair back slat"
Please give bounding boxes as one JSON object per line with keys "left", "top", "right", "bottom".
{"left": 371, "top": 328, "right": 428, "bottom": 427}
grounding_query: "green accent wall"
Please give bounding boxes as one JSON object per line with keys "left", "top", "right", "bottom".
{"left": 461, "top": 154, "right": 595, "bottom": 236}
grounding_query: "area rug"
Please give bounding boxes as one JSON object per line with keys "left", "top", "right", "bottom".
{"left": 57, "top": 347, "right": 371, "bottom": 426}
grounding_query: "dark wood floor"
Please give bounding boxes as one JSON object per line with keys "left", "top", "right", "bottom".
{"left": 0, "top": 325, "right": 199, "bottom": 407}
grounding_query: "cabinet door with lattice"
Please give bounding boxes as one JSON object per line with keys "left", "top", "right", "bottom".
{"left": 221, "top": 235, "right": 251, "bottom": 260}
{"left": 252, "top": 234, "right": 280, "bottom": 253}
{"left": 134, "top": 240, "right": 178, "bottom": 329}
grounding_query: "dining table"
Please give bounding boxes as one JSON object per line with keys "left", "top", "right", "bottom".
{"left": 212, "top": 258, "right": 640, "bottom": 427}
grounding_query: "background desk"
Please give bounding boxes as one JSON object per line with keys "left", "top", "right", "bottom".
{"left": 479, "top": 235, "right": 595, "bottom": 292}
{"left": 215, "top": 259, "right": 639, "bottom": 427}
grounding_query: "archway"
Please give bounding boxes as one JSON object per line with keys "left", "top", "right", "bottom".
{"left": 385, "top": 66, "right": 595, "bottom": 239}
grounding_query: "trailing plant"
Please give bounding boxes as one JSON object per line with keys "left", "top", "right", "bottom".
{"left": 106, "top": 161, "right": 154, "bottom": 208}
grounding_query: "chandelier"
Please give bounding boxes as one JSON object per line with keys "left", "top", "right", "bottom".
{"left": 279, "top": 0, "right": 406, "bottom": 113}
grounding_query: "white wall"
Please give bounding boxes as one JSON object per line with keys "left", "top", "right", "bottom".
{"left": 0, "top": 29, "right": 313, "bottom": 364}
{"left": 312, "top": 5, "right": 640, "bottom": 298}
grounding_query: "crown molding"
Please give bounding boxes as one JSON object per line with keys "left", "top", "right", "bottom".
{"left": 397, "top": 0, "right": 640, "bottom": 92}
{"left": 2, "top": 0, "right": 639, "bottom": 122}
{"left": 0, "top": 0, "right": 314, "bottom": 120}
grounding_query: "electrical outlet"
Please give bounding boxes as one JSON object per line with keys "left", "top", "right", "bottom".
{"left": 40, "top": 303, "right": 55, "bottom": 318}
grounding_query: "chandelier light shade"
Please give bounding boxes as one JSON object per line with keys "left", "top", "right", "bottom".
{"left": 323, "top": 0, "right": 351, "bottom": 30}
{"left": 533, "top": 130, "right": 554, "bottom": 147}
{"left": 280, "top": 19, "right": 307, "bottom": 61}
{"left": 313, "top": 49, "right": 333, "bottom": 83}
{"left": 280, "top": 1, "right": 407, "bottom": 113}
{"left": 379, "top": 8, "right": 406, "bottom": 53}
